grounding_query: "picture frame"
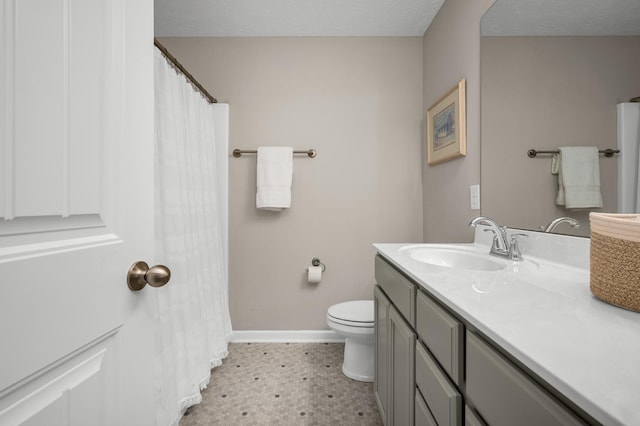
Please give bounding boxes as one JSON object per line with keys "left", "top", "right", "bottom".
{"left": 426, "top": 79, "right": 466, "bottom": 165}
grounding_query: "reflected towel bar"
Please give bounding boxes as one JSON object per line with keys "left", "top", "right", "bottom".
{"left": 233, "top": 148, "right": 317, "bottom": 158}
{"left": 527, "top": 148, "right": 619, "bottom": 158}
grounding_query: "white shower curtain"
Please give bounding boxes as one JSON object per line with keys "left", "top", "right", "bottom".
{"left": 617, "top": 103, "right": 640, "bottom": 213}
{"left": 153, "top": 47, "right": 232, "bottom": 425}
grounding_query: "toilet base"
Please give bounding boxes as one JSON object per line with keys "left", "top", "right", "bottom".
{"left": 341, "top": 335, "right": 374, "bottom": 382}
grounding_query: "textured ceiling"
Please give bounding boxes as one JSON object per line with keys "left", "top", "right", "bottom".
{"left": 482, "top": 0, "right": 640, "bottom": 36}
{"left": 154, "top": 0, "right": 446, "bottom": 37}
{"left": 155, "top": 0, "right": 640, "bottom": 38}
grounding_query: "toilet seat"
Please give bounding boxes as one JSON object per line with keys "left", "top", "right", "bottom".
{"left": 327, "top": 300, "right": 374, "bottom": 328}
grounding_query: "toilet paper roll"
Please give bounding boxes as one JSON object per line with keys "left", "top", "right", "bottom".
{"left": 307, "top": 265, "right": 323, "bottom": 283}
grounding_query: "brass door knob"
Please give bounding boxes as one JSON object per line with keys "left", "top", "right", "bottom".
{"left": 127, "top": 261, "right": 171, "bottom": 291}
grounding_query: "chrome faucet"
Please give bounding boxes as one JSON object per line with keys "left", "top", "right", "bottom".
{"left": 469, "top": 216, "right": 508, "bottom": 252}
{"left": 469, "top": 216, "right": 527, "bottom": 261}
{"left": 543, "top": 217, "right": 580, "bottom": 233}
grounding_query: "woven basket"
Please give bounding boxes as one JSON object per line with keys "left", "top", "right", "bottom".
{"left": 590, "top": 213, "right": 640, "bottom": 312}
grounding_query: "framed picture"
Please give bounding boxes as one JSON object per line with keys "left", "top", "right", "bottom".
{"left": 426, "top": 79, "right": 466, "bottom": 165}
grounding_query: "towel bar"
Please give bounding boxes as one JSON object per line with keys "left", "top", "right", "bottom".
{"left": 527, "top": 148, "right": 619, "bottom": 158}
{"left": 233, "top": 148, "right": 317, "bottom": 158}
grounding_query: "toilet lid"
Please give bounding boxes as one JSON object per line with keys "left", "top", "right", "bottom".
{"left": 328, "top": 300, "right": 374, "bottom": 323}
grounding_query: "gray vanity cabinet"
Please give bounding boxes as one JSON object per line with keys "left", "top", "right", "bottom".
{"left": 373, "top": 293, "right": 416, "bottom": 426}
{"left": 375, "top": 254, "right": 459, "bottom": 426}
{"left": 374, "top": 254, "right": 596, "bottom": 426}
{"left": 374, "top": 256, "right": 416, "bottom": 426}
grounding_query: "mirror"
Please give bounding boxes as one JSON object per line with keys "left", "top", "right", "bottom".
{"left": 480, "top": 0, "right": 640, "bottom": 236}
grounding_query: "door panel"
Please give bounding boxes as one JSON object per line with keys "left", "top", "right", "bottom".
{"left": 0, "top": 0, "right": 155, "bottom": 424}
{"left": 7, "top": 0, "right": 102, "bottom": 219}
{"left": 0, "top": 330, "right": 117, "bottom": 426}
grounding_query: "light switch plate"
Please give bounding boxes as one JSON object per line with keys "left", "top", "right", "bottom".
{"left": 470, "top": 184, "right": 480, "bottom": 210}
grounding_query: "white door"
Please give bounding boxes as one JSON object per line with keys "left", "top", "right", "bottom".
{"left": 0, "top": 1, "right": 158, "bottom": 425}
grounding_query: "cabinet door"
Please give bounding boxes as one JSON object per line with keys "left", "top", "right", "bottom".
{"left": 466, "top": 332, "right": 587, "bottom": 426}
{"left": 374, "top": 285, "right": 391, "bottom": 424}
{"left": 389, "top": 305, "right": 416, "bottom": 426}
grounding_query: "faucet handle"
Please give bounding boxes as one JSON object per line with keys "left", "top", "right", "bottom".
{"left": 508, "top": 233, "right": 528, "bottom": 261}
{"left": 510, "top": 233, "right": 528, "bottom": 243}
{"left": 484, "top": 229, "right": 506, "bottom": 254}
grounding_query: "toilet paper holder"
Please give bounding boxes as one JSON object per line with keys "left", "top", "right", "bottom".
{"left": 311, "top": 257, "right": 326, "bottom": 272}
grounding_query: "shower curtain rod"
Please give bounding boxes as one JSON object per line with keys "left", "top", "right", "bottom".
{"left": 154, "top": 38, "right": 218, "bottom": 104}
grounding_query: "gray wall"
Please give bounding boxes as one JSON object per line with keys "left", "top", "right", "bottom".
{"left": 421, "top": 0, "right": 496, "bottom": 243}
{"left": 481, "top": 36, "right": 640, "bottom": 235}
{"left": 159, "top": 0, "right": 496, "bottom": 329}
{"left": 158, "top": 37, "right": 424, "bottom": 330}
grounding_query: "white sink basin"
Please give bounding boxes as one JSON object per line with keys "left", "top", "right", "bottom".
{"left": 401, "top": 245, "right": 506, "bottom": 271}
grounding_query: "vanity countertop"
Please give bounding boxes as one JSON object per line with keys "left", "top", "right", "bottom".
{"left": 374, "top": 232, "right": 640, "bottom": 426}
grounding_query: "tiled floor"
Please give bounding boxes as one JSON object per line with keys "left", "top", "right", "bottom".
{"left": 179, "top": 342, "right": 383, "bottom": 425}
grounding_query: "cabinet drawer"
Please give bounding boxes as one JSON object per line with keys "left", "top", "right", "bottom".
{"left": 416, "top": 341, "right": 462, "bottom": 426}
{"left": 464, "top": 405, "right": 487, "bottom": 426}
{"left": 415, "top": 391, "right": 437, "bottom": 426}
{"left": 466, "top": 332, "right": 587, "bottom": 426}
{"left": 416, "top": 290, "right": 464, "bottom": 385}
{"left": 375, "top": 255, "right": 416, "bottom": 326}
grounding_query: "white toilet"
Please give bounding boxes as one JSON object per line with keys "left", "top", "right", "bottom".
{"left": 326, "top": 300, "right": 375, "bottom": 382}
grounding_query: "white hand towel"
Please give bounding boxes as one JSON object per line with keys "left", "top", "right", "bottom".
{"left": 551, "top": 146, "right": 603, "bottom": 209}
{"left": 256, "top": 146, "right": 293, "bottom": 211}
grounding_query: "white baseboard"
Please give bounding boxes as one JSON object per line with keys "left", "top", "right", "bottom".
{"left": 230, "top": 330, "right": 344, "bottom": 343}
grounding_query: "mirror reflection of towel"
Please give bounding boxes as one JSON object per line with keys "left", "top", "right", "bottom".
{"left": 552, "top": 146, "right": 603, "bottom": 209}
